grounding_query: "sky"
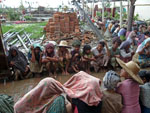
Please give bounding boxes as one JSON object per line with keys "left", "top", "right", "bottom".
{"left": 1, "top": 0, "right": 71, "bottom": 8}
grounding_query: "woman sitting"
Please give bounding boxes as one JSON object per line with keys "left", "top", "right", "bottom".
{"left": 70, "top": 40, "right": 82, "bottom": 73}
{"left": 109, "top": 37, "right": 121, "bottom": 69}
{"left": 14, "top": 78, "right": 72, "bottom": 113}
{"left": 8, "top": 46, "right": 29, "bottom": 80}
{"left": 136, "top": 38, "right": 150, "bottom": 68}
{"left": 82, "top": 45, "right": 96, "bottom": 73}
{"left": 57, "top": 40, "right": 71, "bottom": 75}
{"left": 139, "top": 71, "right": 150, "bottom": 113}
{"left": 42, "top": 43, "right": 58, "bottom": 77}
{"left": 64, "top": 71, "right": 103, "bottom": 113}
{"left": 28, "top": 43, "right": 43, "bottom": 74}
{"left": 116, "top": 58, "right": 144, "bottom": 113}
{"left": 120, "top": 41, "right": 134, "bottom": 63}
{"left": 91, "top": 41, "right": 110, "bottom": 72}
{"left": 101, "top": 70, "right": 122, "bottom": 113}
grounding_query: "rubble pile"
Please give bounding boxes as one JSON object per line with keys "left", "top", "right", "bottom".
{"left": 44, "top": 12, "right": 97, "bottom": 45}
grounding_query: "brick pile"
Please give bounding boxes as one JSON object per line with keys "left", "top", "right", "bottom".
{"left": 44, "top": 12, "right": 80, "bottom": 39}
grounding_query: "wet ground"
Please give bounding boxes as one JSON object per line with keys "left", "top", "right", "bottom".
{"left": 0, "top": 72, "right": 106, "bottom": 103}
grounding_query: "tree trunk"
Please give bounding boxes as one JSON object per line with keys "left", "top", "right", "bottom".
{"left": 127, "top": 0, "right": 136, "bottom": 31}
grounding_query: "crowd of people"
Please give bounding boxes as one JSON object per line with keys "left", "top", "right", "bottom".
{"left": 6, "top": 18, "right": 150, "bottom": 113}
{"left": 13, "top": 59, "right": 150, "bottom": 113}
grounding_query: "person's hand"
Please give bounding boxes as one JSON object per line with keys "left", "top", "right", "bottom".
{"left": 75, "top": 53, "right": 79, "bottom": 57}
{"left": 10, "top": 61, "right": 14, "bottom": 66}
{"left": 131, "top": 51, "right": 135, "bottom": 55}
{"left": 30, "top": 46, "right": 34, "bottom": 51}
{"left": 59, "top": 57, "right": 63, "bottom": 61}
{"left": 115, "top": 55, "right": 120, "bottom": 58}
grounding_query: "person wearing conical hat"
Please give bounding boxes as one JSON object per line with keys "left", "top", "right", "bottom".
{"left": 57, "top": 40, "right": 71, "bottom": 75}
{"left": 116, "top": 58, "right": 143, "bottom": 113}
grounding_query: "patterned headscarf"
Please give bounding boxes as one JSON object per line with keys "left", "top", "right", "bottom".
{"left": 120, "top": 41, "right": 131, "bottom": 49}
{"left": 45, "top": 43, "right": 55, "bottom": 57}
{"left": 103, "top": 70, "right": 121, "bottom": 90}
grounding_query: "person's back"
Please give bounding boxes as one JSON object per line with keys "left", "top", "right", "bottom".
{"left": 117, "top": 79, "right": 141, "bottom": 113}
{"left": 101, "top": 90, "right": 122, "bottom": 113}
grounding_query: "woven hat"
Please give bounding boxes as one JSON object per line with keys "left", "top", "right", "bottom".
{"left": 58, "top": 40, "right": 71, "bottom": 48}
{"left": 116, "top": 58, "right": 144, "bottom": 84}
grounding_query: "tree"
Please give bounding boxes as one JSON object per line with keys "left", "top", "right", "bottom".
{"left": 127, "top": 0, "right": 136, "bottom": 31}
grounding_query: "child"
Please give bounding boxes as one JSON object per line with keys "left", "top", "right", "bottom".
{"left": 101, "top": 70, "right": 122, "bottom": 113}
{"left": 70, "top": 40, "right": 82, "bottom": 73}
{"left": 57, "top": 40, "right": 71, "bottom": 75}
{"left": 82, "top": 45, "right": 96, "bottom": 73}
{"left": 28, "top": 43, "right": 43, "bottom": 74}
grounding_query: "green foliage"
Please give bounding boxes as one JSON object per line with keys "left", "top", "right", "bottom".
{"left": 1, "top": 22, "right": 47, "bottom": 39}
{"left": 24, "top": 15, "right": 32, "bottom": 20}
{"left": 134, "top": 14, "right": 139, "bottom": 21}
{"left": 96, "top": 11, "right": 101, "bottom": 17}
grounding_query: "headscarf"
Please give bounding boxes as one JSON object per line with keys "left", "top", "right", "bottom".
{"left": 72, "top": 40, "right": 81, "bottom": 47}
{"left": 103, "top": 70, "right": 121, "bottom": 90}
{"left": 14, "top": 78, "right": 64, "bottom": 113}
{"left": 45, "top": 43, "right": 55, "bottom": 57}
{"left": 136, "top": 38, "right": 150, "bottom": 53}
{"left": 120, "top": 41, "right": 131, "bottom": 49}
{"left": 8, "top": 46, "right": 28, "bottom": 72}
{"left": 83, "top": 45, "right": 91, "bottom": 55}
{"left": 64, "top": 71, "right": 103, "bottom": 106}
{"left": 29, "top": 43, "right": 43, "bottom": 62}
{"left": 128, "top": 31, "right": 136, "bottom": 39}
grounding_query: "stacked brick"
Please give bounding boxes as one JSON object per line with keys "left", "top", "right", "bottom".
{"left": 45, "top": 12, "right": 80, "bottom": 39}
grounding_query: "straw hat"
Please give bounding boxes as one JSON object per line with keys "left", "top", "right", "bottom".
{"left": 116, "top": 58, "right": 144, "bottom": 85}
{"left": 58, "top": 40, "right": 71, "bottom": 48}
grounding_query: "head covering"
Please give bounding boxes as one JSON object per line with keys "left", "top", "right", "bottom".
{"left": 120, "top": 41, "right": 131, "bottom": 49}
{"left": 72, "top": 40, "right": 81, "bottom": 47}
{"left": 128, "top": 31, "right": 136, "bottom": 39}
{"left": 14, "top": 78, "right": 64, "bottom": 113}
{"left": 99, "top": 41, "right": 105, "bottom": 47}
{"left": 58, "top": 40, "right": 70, "bottom": 48}
{"left": 112, "top": 37, "right": 122, "bottom": 45}
{"left": 83, "top": 45, "right": 91, "bottom": 55}
{"left": 8, "top": 46, "right": 28, "bottom": 72}
{"left": 33, "top": 43, "right": 43, "bottom": 51}
{"left": 103, "top": 70, "right": 121, "bottom": 90}
{"left": 64, "top": 71, "right": 102, "bottom": 106}
{"left": 116, "top": 58, "right": 144, "bottom": 84}
{"left": 141, "top": 38, "right": 150, "bottom": 47}
{"left": 45, "top": 43, "right": 55, "bottom": 57}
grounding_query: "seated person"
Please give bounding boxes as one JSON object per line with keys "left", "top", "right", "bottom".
{"left": 91, "top": 40, "right": 110, "bottom": 72}
{"left": 116, "top": 58, "right": 144, "bottom": 113}
{"left": 136, "top": 38, "right": 150, "bottom": 68}
{"left": 139, "top": 71, "right": 150, "bottom": 113}
{"left": 14, "top": 78, "right": 72, "bottom": 113}
{"left": 28, "top": 43, "right": 43, "bottom": 74}
{"left": 109, "top": 37, "right": 121, "bottom": 69}
{"left": 8, "top": 46, "right": 29, "bottom": 80}
{"left": 70, "top": 40, "right": 82, "bottom": 73}
{"left": 101, "top": 70, "right": 122, "bottom": 113}
{"left": 42, "top": 43, "right": 58, "bottom": 77}
{"left": 57, "top": 40, "right": 71, "bottom": 75}
{"left": 82, "top": 45, "right": 96, "bottom": 73}
{"left": 64, "top": 71, "right": 103, "bottom": 113}
{"left": 120, "top": 41, "right": 134, "bottom": 63}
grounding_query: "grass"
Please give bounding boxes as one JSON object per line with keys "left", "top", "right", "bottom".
{"left": 1, "top": 22, "right": 47, "bottom": 39}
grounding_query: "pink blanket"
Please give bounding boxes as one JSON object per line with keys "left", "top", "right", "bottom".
{"left": 64, "top": 71, "right": 103, "bottom": 106}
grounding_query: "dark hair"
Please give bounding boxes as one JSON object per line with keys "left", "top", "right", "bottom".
{"left": 144, "top": 31, "right": 150, "bottom": 36}
{"left": 112, "top": 37, "right": 122, "bottom": 45}
{"left": 139, "top": 71, "right": 150, "bottom": 82}
{"left": 99, "top": 41, "right": 105, "bottom": 47}
{"left": 83, "top": 45, "right": 91, "bottom": 55}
